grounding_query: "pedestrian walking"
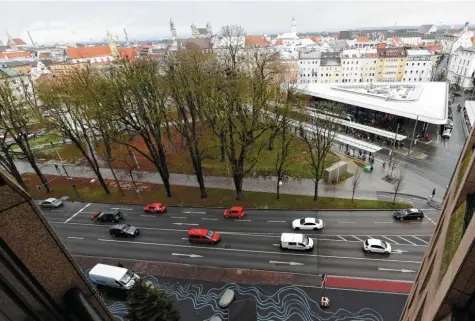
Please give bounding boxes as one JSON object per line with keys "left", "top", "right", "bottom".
{"left": 432, "top": 189, "right": 436, "bottom": 198}
{"left": 382, "top": 161, "right": 386, "bottom": 169}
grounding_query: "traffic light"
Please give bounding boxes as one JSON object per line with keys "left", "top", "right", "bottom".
{"left": 36, "top": 185, "right": 42, "bottom": 191}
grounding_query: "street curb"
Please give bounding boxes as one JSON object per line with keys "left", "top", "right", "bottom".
{"left": 376, "top": 191, "right": 442, "bottom": 209}
{"left": 35, "top": 198, "right": 404, "bottom": 212}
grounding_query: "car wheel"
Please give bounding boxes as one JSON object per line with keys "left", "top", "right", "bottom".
{"left": 417, "top": 217, "right": 421, "bottom": 221}
{"left": 399, "top": 217, "right": 404, "bottom": 221}
{"left": 365, "top": 249, "right": 370, "bottom": 253}
{"left": 110, "top": 232, "right": 115, "bottom": 236}
{"left": 295, "top": 227, "right": 300, "bottom": 230}
{"left": 313, "top": 227, "right": 319, "bottom": 231}
{"left": 384, "top": 251, "right": 390, "bottom": 255}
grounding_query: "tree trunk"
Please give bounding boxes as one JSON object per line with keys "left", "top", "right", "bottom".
{"left": 4, "top": 162, "right": 27, "bottom": 190}
{"left": 29, "top": 159, "right": 52, "bottom": 193}
{"left": 189, "top": 149, "right": 207, "bottom": 199}
{"left": 313, "top": 179, "right": 319, "bottom": 201}
{"left": 232, "top": 173, "right": 244, "bottom": 200}
{"left": 352, "top": 190, "right": 355, "bottom": 203}
{"left": 393, "top": 192, "right": 397, "bottom": 204}
{"left": 219, "top": 131, "right": 226, "bottom": 162}
{"left": 268, "top": 135, "right": 275, "bottom": 150}
{"left": 276, "top": 179, "right": 280, "bottom": 200}
{"left": 110, "top": 166, "right": 124, "bottom": 196}
{"left": 157, "top": 145, "right": 172, "bottom": 197}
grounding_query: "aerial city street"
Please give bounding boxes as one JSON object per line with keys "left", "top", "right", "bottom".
{"left": 1, "top": 1, "right": 475, "bottom": 321}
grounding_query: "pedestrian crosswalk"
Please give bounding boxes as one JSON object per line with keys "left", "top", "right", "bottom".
{"left": 316, "top": 235, "right": 430, "bottom": 246}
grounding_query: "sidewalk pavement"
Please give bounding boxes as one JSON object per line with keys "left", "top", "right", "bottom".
{"left": 17, "top": 150, "right": 445, "bottom": 202}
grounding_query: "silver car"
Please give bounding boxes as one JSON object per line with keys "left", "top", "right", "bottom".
{"left": 39, "top": 198, "right": 63, "bottom": 208}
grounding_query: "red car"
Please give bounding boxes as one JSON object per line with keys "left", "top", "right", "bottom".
{"left": 144, "top": 203, "right": 167, "bottom": 213}
{"left": 188, "top": 228, "right": 221, "bottom": 244}
{"left": 223, "top": 206, "right": 245, "bottom": 218}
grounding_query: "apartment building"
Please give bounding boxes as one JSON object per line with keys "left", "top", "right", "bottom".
{"left": 404, "top": 49, "right": 434, "bottom": 82}
{"left": 447, "top": 46, "right": 475, "bottom": 91}
{"left": 341, "top": 48, "right": 377, "bottom": 83}
{"left": 319, "top": 53, "right": 341, "bottom": 83}
{"left": 400, "top": 126, "right": 475, "bottom": 321}
{"left": 297, "top": 51, "right": 321, "bottom": 84}
{"left": 375, "top": 47, "right": 406, "bottom": 82}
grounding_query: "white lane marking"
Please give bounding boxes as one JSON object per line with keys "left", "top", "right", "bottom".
{"left": 96, "top": 238, "right": 422, "bottom": 264}
{"left": 269, "top": 261, "right": 303, "bottom": 266}
{"left": 410, "top": 221, "right": 428, "bottom": 224}
{"left": 268, "top": 220, "right": 287, "bottom": 223}
{"left": 111, "top": 208, "right": 133, "bottom": 211}
{"left": 337, "top": 236, "right": 347, "bottom": 241}
{"left": 66, "top": 236, "right": 84, "bottom": 240}
{"left": 202, "top": 218, "right": 218, "bottom": 221}
{"left": 64, "top": 203, "right": 91, "bottom": 223}
{"left": 181, "top": 238, "right": 188, "bottom": 240}
{"left": 183, "top": 211, "right": 206, "bottom": 215}
{"left": 424, "top": 214, "right": 437, "bottom": 226}
{"left": 397, "top": 236, "right": 417, "bottom": 246}
{"left": 391, "top": 249, "right": 409, "bottom": 254}
{"left": 140, "top": 215, "right": 155, "bottom": 217}
{"left": 412, "top": 236, "right": 429, "bottom": 245}
{"left": 82, "top": 212, "right": 97, "bottom": 214}
{"left": 374, "top": 222, "right": 392, "bottom": 224}
{"left": 51, "top": 210, "right": 64, "bottom": 212}
{"left": 352, "top": 236, "right": 364, "bottom": 242}
{"left": 171, "top": 216, "right": 187, "bottom": 219}
{"left": 272, "top": 244, "right": 280, "bottom": 247}
{"left": 234, "top": 219, "right": 251, "bottom": 222}
{"left": 172, "top": 253, "right": 203, "bottom": 258}
{"left": 338, "top": 221, "right": 356, "bottom": 224}
{"left": 378, "top": 268, "right": 415, "bottom": 273}
{"left": 172, "top": 223, "right": 198, "bottom": 226}
{"left": 382, "top": 236, "right": 400, "bottom": 244}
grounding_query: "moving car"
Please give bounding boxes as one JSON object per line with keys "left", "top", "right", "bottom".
{"left": 188, "top": 228, "right": 221, "bottom": 244}
{"left": 292, "top": 218, "right": 323, "bottom": 230}
{"left": 363, "top": 238, "right": 391, "bottom": 255}
{"left": 88, "top": 263, "right": 140, "bottom": 290}
{"left": 442, "top": 127, "right": 453, "bottom": 138}
{"left": 91, "top": 209, "right": 124, "bottom": 222}
{"left": 109, "top": 224, "right": 140, "bottom": 237}
{"left": 223, "top": 206, "right": 245, "bottom": 218}
{"left": 393, "top": 208, "right": 424, "bottom": 220}
{"left": 280, "top": 233, "right": 314, "bottom": 251}
{"left": 39, "top": 198, "right": 63, "bottom": 208}
{"left": 144, "top": 202, "right": 167, "bottom": 213}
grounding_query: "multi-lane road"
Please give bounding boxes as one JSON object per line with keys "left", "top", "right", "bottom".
{"left": 40, "top": 201, "right": 440, "bottom": 282}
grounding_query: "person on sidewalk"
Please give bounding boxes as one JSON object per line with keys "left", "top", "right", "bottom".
{"left": 427, "top": 189, "right": 436, "bottom": 204}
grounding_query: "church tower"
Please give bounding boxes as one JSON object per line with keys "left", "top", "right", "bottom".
{"left": 107, "top": 30, "right": 119, "bottom": 58}
{"left": 206, "top": 22, "right": 212, "bottom": 38}
{"left": 170, "top": 19, "right": 177, "bottom": 41}
{"left": 291, "top": 17, "right": 297, "bottom": 35}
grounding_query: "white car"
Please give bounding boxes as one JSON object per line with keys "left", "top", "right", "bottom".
{"left": 292, "top": 218, "right": 323, "bottom": 230}
{"left": 39, "top": 198, "right": 63, "bottom": 208}
{"left": 280, "top": 233, "right": 314, "bottom": 251}
{"left": 363, "top": 238, "right": 391, "bottom": 255}
{"left": 442, "top": 127, "right": 452, "bottom": 138}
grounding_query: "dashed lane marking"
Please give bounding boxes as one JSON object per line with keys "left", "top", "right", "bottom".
{"left": 268, "top": 220, "right": 287, "bottom": 223}
{"left": 202, "top": 218, "right": 218, "bottom": 221}
{"left": 170, "top": 216, "right": 187, "bottom": 219}
{"left": 396, "top": 236, "right": 417, "bottom": 246}
{"left": 412, "top": 236, "right": 429, "bottom": 244}
{"left": 352, "top": 236, "right": 364, "bottom": 242}
{"left": 374, "top": 222, "right": 392, "bottom": 224}
{"left": 111, "top": 208, "right": 133, "bottom": 211}
{"left": 424, "top": 214, "right": 437, "bottom": 226}
{"left": 67, "top": 236, "right": 84, "bottom": 240}
{"left": 234, "top": 219, "right": 252, "bottom": 222}
{"left": 338, "top": 221, "right": 356, "bottom": 224}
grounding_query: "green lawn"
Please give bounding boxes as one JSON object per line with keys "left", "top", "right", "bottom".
{"left": 440, "top": 201, "right": 466, "bottom": 282}
{"left": 34, "top": 144, "right": 84, "bottom": 163}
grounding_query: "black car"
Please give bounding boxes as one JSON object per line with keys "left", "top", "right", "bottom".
{"left": 93, "top": 209, "right": 124, "bottom": 223}
{"left": 393, "top": 208, "right": 424, "bottom": 221}
{"left": 109, "top": 224, "right": 140, "bottom": 237}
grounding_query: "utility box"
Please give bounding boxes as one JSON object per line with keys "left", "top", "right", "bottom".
{"left": 324, "top": 161, "right": 347, "bottom": 183}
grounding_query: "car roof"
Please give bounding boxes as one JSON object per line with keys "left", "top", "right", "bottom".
{"left": 281, "top": 233, "right": 304, "bottom": 242}
{"left": 367, "top": 238, "right": 383, "bottom": 246}
{"left": 89, "top": 263, "right": 127, "bottom": 280}
{"left": 188, "top": 228, "right": 209, "bottom": 235}
{"left": 148, "top": 203, "right": 163, "bottom": 206}
{"left": 230, "top": 206, "right": 243, "bottom": 211}
{"left": 303, "top": 218, "right": 316, "bottom": 223}
{"left": 44, "top": 198, "right": 58, "bottom": 202}
{"left": 103, "top": 209, "right": 119, "bottom": 214}
{"left": 111, "top": 224, "right": 127, "bottom": 229}
{"left": 407, "top": 208, "right": 421, "bottom": 213}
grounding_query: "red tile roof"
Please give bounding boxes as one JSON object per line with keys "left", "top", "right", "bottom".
{"left": 376, "top": 42, "right": 387, "bottom": 49}
{"left": 275, "top": 39, "right": 283, "bottom": 46}
{"left": 245, "top": 35, "right": 270, "bottom": 47}
{"left": 118, "top": 47, "right": 137, "bottom": 61}
{"left": 426, "top": 44, "right": 441, "bottom": 52}
{"left": 0, "top": 51, "right": 31, "bottom": 59}
{"left": 357, "top": 36, "right": 369, "bottom": 42}
{"left": 39, "top": 53, "right": 49, "bottom": 59}
{"left": 66, "top": 45, "right": 112, "bottom": 59}
{"left": 13, "top": 38, "right": 27, "bottom": 46}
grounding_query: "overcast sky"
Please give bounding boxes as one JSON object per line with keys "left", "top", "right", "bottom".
{"left": 1, "top": 1, "right": 474, "bottom": 45}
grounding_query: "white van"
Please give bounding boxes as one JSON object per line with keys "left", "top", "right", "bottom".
{"left": 88, "top": 264, "right": 140, "bottom": 290}
{"left": 280, "top": 233, "right": 314, "bottom": 251}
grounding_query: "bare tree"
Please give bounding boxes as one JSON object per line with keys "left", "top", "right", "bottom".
{"left": 163, "top": 49, "right": 214, "bottom": 198}
{"left": 393, "top": 167, "right": 406, "bottom": 203}
{"left": 0, "top": 131, "right": 26, "bottom": 189}
{"left": 301, "top": 102, "right": 342, "bottom": 201}
{"left": 37, "top": 70, "right": 111, "bottom": 195}
{"left": 0, "top": 75, "right": 51, "bottom": 191}
{"left": 105, "top": 59, "right": 173, "bottom": 197}
{"left": 351, "top": 167, "right": 362, "bottom": 203}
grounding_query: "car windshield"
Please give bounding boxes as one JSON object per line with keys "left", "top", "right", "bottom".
{"left": 300, "top": 218, "right": 305, "bottom": 224}
{"left": 302, "top": 236, "right": 309, "bottom": 245}
{"left": 119, "top": 270, "right": 134, "bottom": 285}
{"left": 206, "top": 230, "right": 214, "bottom": 238}
{"left": 381, "top": 241, "right": 388, "bottom": 248}
{"left": 122, "top": 224, "right": 132, "bottom": 231}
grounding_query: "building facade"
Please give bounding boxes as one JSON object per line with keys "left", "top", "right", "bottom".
{"left": 447, "top": 46, "right": 475, "bottom": 90}
{"left": 404, "top": 49, "right": 434, "bottom": 82}
{"left": 400, "top": 125, "right": 475, "bottom": 321}
{"left": 341, "top": 48, "right": 377, "bottom": 83}
{"left": 375, "top": 47, "right": 406, "bottom": 82}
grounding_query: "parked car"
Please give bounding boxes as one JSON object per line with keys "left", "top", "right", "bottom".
{"left": 363, "top": 238, "right": 391, "bottom": 255}
{"left": 393, "top": 208, "right": 424, "bottom": 221}
{"left": 91, "top": 209, "right": 124, "bottom": 223}
{"left": 39, "top": 198, "right": 63, "bottom": 208}
{"left": 223, "top": 206, "right": 245, "bottom": 218}
{"left": 442, "top": 127, "right": 453, "bottom": 138}
{"left": 188, "top": 228, "right": 221, "bottom": 244}
{"left": 280, "top": 233, "right": 314, "bottom": 251}
{"left": 292, "top": 218, "right": 323, "bottom": 230}
{"left": 109, "top": 224, "right": 140, "bottom": 237}
{"left": 144, "top": 203, "right": 167, "bottom": 213}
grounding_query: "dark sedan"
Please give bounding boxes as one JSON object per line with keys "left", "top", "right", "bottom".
{"left": 109, "top": 224, "right": 140, "bottom": 237}
{"left": 393, "top": 208, "right": 424, "bottom": 221}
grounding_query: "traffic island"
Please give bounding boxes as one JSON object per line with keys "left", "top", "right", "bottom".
{"left": 22, "top": 173, "right": 410, "bottom": 210}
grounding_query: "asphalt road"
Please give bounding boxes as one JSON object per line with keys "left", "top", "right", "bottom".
{"left": 41, "top": 201, "right": 439, "bottom": 282}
